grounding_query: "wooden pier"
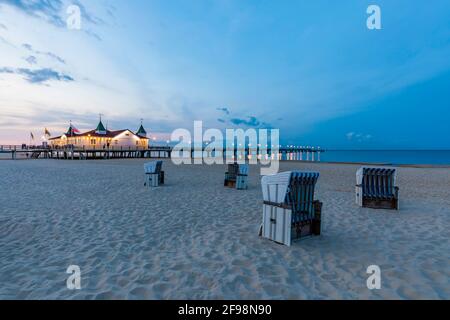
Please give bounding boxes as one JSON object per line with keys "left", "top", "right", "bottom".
{"left": 1, "top": 145, "right": 324, "bottom": 161}
{"left": 0, "top": 146, "right": 172, "bottom": 160}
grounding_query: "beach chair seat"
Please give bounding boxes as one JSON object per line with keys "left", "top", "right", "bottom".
{"left": 261, "top": 171, "right": 322, "bottom": 246}
{"left": 224, "top": 163, "right": 249, "bottom": 190}
{"left": 356, "top": 167, "right": 399, "bottom": 210}
{"left": 144, "top": 161, "right": 164, "bottom": 187}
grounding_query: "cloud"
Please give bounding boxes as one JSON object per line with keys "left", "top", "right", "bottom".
{"left": 24, "top": 55, "right": 38, "bottom": 65}
{"left": 216, "top": 106, "right": 272, "bottom": 128}
{"left": 105, "top": 3, "right": 116, "bottom": 20}
{"left": 230, "top": 116, "right": 259, "bottom": 126}
{"left": 346, "top": 132, "right": 355, "bottom": 140}
{"left": 230, "top": 116, "right": 272, "bottom": 128}
{"left": 72, "top": 0, "right": 105, "bottom": 26}
{"left": 3, "top": 0, "right": 66, "bottom": 27}
{"left": 22, "top": 43, "right": 66, "bottom": 64}
{"left": 84, "top": 29, "right": 102, "bottom": 42}
{"left": 2, "top": 0, "right": 104, "bottom": 41}
{"left": 346, "top": 132, "right": 373, "bottom": 142}
{"left": 216, "top": 107, "right": 230, "bottom": 115}
{"left": 0, "top": 23, "right": 8, "bottom": 30}
{"left": 0, "top": 67, "right": 74, "bottom": 84}
{"left": 0, "top": 35, "right": 15, "bottom": 47}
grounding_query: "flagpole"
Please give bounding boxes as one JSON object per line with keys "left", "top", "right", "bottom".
{"left": 30, "top": 132, "right": 34, "bottom": 148}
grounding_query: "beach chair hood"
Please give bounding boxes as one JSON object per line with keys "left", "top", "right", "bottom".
{"left": 144, "top": 161, "right": 163, "bottom": 174}
{"left": 356, "top": 167, "right": 397, "bottom": 185}
{"left": 239, "top": 164, "right": 249, "bottom": 175}
{"left": 261, "top": 171, "right": 320, "bottom": 204}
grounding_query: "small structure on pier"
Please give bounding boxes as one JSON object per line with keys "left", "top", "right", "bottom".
{"left": 48, "top": 118, "right": 149, "bottom": 150}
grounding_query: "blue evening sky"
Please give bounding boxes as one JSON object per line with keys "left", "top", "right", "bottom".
{"left": 0, "top": 0, "right": 449, "bottom": 148}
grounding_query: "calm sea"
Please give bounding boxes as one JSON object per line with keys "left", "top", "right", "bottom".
{"left": 321, "top": 150, "right": 450, "bottom": 166}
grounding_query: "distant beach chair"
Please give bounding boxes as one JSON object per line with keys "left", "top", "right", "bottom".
{"left": 356, "top": 167, "right": 399, "bottom": 210}
{"left": 224, "top": 163, "right": 249, "bottom": 190}
{"left": 144, "top": 161, "right": 165, "bottom": 187}
{"left": 260, "top": 171, "right": 322, "bottom": 246}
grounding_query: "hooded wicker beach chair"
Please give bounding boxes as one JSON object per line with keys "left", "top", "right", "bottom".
{"left": 356, "top": 167, "right": 399, "bottom": 210}
{"left": 260, "top": 171, "right": 322, "bottom": 246}
{"left": 144, "top": 161, "right": 165, "bottom": 187}
{"left": 224, "top": 163, "right": 249, "bottom": 190}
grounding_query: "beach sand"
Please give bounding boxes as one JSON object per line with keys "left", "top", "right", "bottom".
{"left": 0, "top": 159, "right": 449, "bottom": 300}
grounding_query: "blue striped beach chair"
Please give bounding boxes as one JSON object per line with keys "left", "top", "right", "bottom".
{"left": 356, "top": 167, "right": 399, "bottom": 210}
{"left": 224, "top": 163, "right": 249, "bottom": 190}
{"left": 261, "top": 171, "right": 322, "bottom": 246}
{"left": 144, "top": 161, "right": 165, "bottom": 187}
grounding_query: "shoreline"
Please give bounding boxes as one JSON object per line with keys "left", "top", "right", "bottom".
{"left": 1, "top": 157, "right": 450, "bottom": 169}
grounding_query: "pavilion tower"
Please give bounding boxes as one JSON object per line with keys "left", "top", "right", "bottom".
{"left": 136, "top": 119, "right": 147, "bottom": 138}
{"left": 95, "top": 114, "right": 107, "bottom": 135}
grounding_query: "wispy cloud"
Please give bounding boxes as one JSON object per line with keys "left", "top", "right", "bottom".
{"left": 1, "top": 0, "right": 104, "bottom": 40}
{"left": 216, "top": 106, "right": 272, "bottom": 128}
{"left": 230, "top": 116, "right": 272, "bottom": 128}
{"left": 216, "top": 107, "right": 230, "bottom": 115}
{"left": 24, "top": 55, "right": 38, "bottom": 65}
{"left": 0, "top": 34, "right": 15, "bottom": 47}
{"left": 104, "top": 3, "right": 116, "bottom": 20}
{"left": 72, "top": 0, "right": 104, "bottom": 26}
{"left": 346, "top": 132, "right": 373, "bottom": 143}
{"left": 0, "top": 23, "right": 8, "bottom": 30}
{"left": 84, "top": 29, "right": 102, "bottom": 42}
{"left": 2, "top": 0, "right": 66, "bottom": 27}
{"left": 0, "top": 67, "right": 74, "bottom": 84}
{"left": 22, "top": 43, "right": 66, "bottom": 64}
{"left": 0, "top": 108, "right": 102, "bottom": 130}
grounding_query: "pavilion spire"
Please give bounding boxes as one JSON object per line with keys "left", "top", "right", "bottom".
{"left": 136, "top": 118, "right": 147, "bottom": 137}
{"left": 95, "top": 113, "right": 107, "bottom": 134}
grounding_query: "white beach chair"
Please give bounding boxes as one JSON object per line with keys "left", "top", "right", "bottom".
{"left": 144, "top": 161, "right": 164, "bottom": 187}
{"left": 261, "top": 171, "right": 322, "bottom": 246}
{"left": 356, "top": 167, "right": 399, "bottom": 210}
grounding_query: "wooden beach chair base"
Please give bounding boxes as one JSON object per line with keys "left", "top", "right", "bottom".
{"left": 362, "top": 198, "right": 399, "bottom": 210}
{"left": 224, "top": 179, "right": 236, "bottom": 188}
{"left": 261, "top": 200, "right": 322, "bottom": 246}
{"left": 356, "top": 185, "right": 399, "bottom": 210}
{"left": 225, "top": 173, "right": 248, "bottom": 190}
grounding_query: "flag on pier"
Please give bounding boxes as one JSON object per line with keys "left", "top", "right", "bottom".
{"left": 67, "top": 123, "right": 81, "bottom": 136}
{"left": 44, "top": 128, "right": 51, "bottom": 137}
{"left": 30, "top": 132, "right": 34, "bottom": 140}
{"left": 71, "top": 125, "right": 80, "bottom": 133}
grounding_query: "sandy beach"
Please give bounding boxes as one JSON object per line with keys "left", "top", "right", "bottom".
{"left": 0, "top": 159, "right": 449, "bottom": 300}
